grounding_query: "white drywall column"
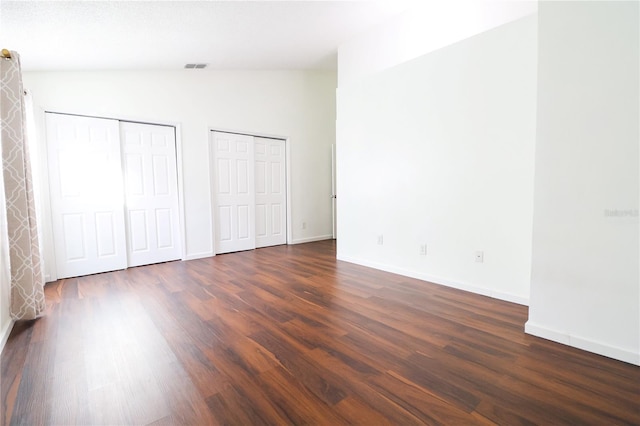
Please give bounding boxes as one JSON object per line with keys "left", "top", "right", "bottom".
{"left": 527, "top": 1, "right": 639, "bottom": 365}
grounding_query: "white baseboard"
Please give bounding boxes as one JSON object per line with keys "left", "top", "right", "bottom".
{"left": 0, "top": 319, "right": 14, "bottom": 355}
{"left": 525, "top": 321, "right": 640, "bottom": 366}
{"left": 290, "top": 235, "right": 334, "bottom": 245}
{"left": 183, "top": 251, "right": 215, "bottom": 261}
{"left": 336, "top": 254, "right": 529, "bottom": 306}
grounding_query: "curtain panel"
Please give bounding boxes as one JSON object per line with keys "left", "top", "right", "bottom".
{"left": 1, "top": 51, "right": 45, "bottom": 320}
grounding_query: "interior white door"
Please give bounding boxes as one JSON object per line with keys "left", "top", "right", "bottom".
{"left": 121, "top": 122, "right": 181, "bottom": 267}
{"left": 212, "top": 131, "right": 255, "bottom": 254}
{"left": 331, "top": 143, "right": 337, "bottom": 240}
{"left": 255, "top": 137, "right": 286, "bottom": 248}
{"left": 46, "top": 113, "right": 127, "bottom": 278}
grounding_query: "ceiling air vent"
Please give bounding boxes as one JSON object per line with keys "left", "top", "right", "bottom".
{"left": 184, "top": 63, "right": 208, "bottom": 69}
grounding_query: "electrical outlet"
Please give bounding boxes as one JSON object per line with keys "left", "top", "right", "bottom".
{"left": 377, "top": 235, "right": 384, "bottom": 245}
{"left": 419, "top": 244, "right": 427, "bottom": 255}
{"left": 475, "top": 251, "right": 484, "bottom": 263}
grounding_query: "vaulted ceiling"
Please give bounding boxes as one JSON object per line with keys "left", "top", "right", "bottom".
{"left": 0, "top": 1, "right": 414, "bottom": 71}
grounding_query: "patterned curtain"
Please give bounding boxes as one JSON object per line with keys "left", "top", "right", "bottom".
{"left": 1, "top": 51, "right": 45, "bottom": 320}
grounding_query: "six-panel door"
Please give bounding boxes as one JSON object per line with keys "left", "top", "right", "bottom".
{"left": 46, "top": 113, "right": 128, "bottom": 278}
{"left": 47, "top": 115, "right": 287, "bottom": 278}
{"left": 255, "top": 137, "right": 286, "bottom": 248}
{"left": 211, "top": 131, "right": 256, "bottom": 254}
{"left": 211, "top": 131, "right": 288, "bottom": 254}
{"left": 121, "top": 121, "right": 181, "bottom": 267}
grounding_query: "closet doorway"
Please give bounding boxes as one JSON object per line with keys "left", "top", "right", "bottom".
{"left": 45, "top": 112, "right": 182, "bottom": 279}
{"left": 210, "top": 130, "right": 287, "bottom": 254}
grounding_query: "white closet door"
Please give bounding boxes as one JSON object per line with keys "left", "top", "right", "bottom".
{"left": 121, "top": 122, "right": 181, "bottom": 267}
{"left": 212, "top": 131, "right": 255, "bottom": 254}
{"left": 46, "top": 113, "right": 127, "bottom": 279}
{"left": 254, "top": 137, "right": 286, "bottom": 248}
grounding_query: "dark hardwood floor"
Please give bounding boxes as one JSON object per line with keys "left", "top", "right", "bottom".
{"left": 2, "top": 240, "right": 639, "bottom": 425}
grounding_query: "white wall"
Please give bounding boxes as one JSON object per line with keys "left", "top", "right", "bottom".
{"left": 338, "top": 0, "right": 536, "bottom": 86}
{"left": 527, "top": 1, "right": 639, "bottom": 365}
{"left": 336, "top": 13, "right": 537, "bottom": 304}
{"left": 23, "top": 70, "right": 337, "bottom": 281}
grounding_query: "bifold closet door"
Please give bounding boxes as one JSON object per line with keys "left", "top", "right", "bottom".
{"left": 47, "top": 113, "right": 182, "bottom": 279}
{"left": 254, "top": 137, "right": 286, "bottom": 248}
{"left": 46, "top": 113, "right": 128, "bottom": 279}
{"left": 211, "top": 131, "right": 256, "bottom": 254}
{"left": 211, "top": 131, "right": 287, "bottom": 254}
{"left": 120, "top": 122, "right": 181, "bottom": 267}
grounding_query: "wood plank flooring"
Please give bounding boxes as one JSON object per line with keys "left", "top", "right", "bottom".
{"left": 2, "top": 240, "right": 639, "bottom": 425}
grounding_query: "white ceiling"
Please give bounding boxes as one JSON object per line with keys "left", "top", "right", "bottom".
{"left": 0, "top": 0, "right": 415, "bottom": 71}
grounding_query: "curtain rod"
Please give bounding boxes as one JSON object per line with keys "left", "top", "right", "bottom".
{"left": 1, "top": 49, "right": 11, "bottom": 59}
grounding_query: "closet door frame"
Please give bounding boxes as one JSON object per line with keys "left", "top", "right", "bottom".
{"left": 208, "top": 128, "right": 292, "bottom": 255}
{"left": 42, "top": 111, "right": 186, "bottom": 282}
